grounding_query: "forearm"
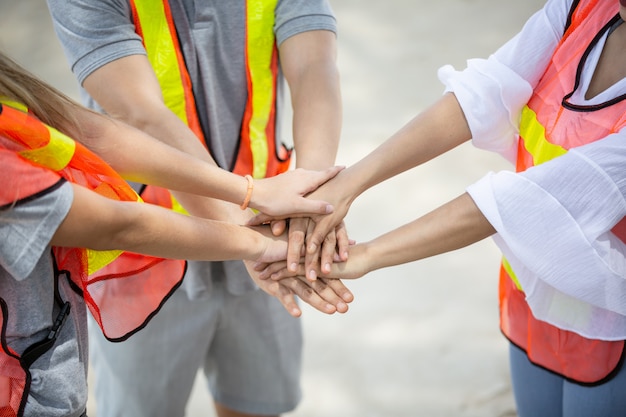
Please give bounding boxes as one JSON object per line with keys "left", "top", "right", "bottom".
{"left": 290, "top": 62, "right": 341, "bottom": 169}
{"left": 82, "top": 55, "right": 213, "bottom": 163}
{"left": 53, "top": 184, "right": 262, "bottom": 261}
{"left": 364, "top": 193, "right": 495, "bottom": 272}
{"left": 78, "top": 55, "right": 251, "bottom": 220}
{"left": 74, "top": 108, "right": 253, "bottom": 213}
{"left": 339, "top": 92, "right": 472, "bottom": 201}
{"left": 282, "top": 30, "right": 341, "bottom": 169}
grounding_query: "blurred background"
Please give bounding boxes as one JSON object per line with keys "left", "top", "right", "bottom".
{"left": 0, "top": 1, "right": 545, "bottom": 416}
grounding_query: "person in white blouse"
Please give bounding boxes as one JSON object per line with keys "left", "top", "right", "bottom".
{"left": 253, "top": 0, "right": 626, "bottom": 415}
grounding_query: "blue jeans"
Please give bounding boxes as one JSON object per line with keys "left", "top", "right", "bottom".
{"left": 509, "top": 343, "right": 626, "bottom": 417}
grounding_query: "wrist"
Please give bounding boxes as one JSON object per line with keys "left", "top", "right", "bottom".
{"left": 240, "top": 225, "right": 266, "bottom": 261}
{"left": 239, "top": 175, "right": 254, "bottom": 210}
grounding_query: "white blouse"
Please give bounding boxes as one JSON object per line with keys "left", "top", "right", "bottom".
{"left": 439, "top": 0, "right": 626, "bottom": 340}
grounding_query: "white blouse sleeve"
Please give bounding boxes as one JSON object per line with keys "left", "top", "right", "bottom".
{"left": 438, "top": 0, "right": 573, "bottom": 162}
{"left": 467, "top": 133, "right": 626, "bottom": 340}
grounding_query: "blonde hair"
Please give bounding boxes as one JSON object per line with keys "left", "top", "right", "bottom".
{"left": 0, "top": 51, "right": 81, "bottom": 138}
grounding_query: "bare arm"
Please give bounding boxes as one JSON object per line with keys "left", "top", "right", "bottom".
{"left": 263, "top": 192, "right": 496, "bottom": 281}
{"left": 300, "top": 92, "right": 473, "bottom": 278}
{"left": 77, "top": 55, "right": 341, "bottom": 221}
{"left": 51, "top": 184, "right": 353, "bottom": 316}
{"left": 281, "top": 30, "right": 342, "bottom": 170}
{"left": 51, "top": 184, "right": 266, "bottom": 261}
{"left": 330, "top": 193, "right": 496, "bottom": 279}
{"left": 278, "top": 30, "right": 346, "bottom": 273}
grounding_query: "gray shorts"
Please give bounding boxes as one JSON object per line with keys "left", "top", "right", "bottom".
{"left": 88, "top": 277, "right": 303, "bottom": 417}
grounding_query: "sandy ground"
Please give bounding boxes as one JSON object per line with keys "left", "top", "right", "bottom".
{"left": 0, "top": 0, "right": 546, "bottom": 416}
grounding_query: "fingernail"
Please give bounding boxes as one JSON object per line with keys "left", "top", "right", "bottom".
{"left": 290, "top": 263, "right": 297, "bottom": 271}
{"left": 324, "top": 263, "right": 331, "bottom": 273}
{"left": 325, "top": 204, "right": 334, "bottom": 214}
{"left": 308, "top": 270, "right": 317, "bottom": 280}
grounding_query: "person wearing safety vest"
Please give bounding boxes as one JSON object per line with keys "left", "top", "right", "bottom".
{"left": 47, "top": 1, "right": 344, "bottom": 416}
{"left": 0, "top": 52, "right": 351, "bottom": 417}
{"left": 255, "top": 0, "right": 626, "bottom": 415}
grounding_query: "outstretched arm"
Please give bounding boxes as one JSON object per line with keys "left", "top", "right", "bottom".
{"left": 75, "top": 55, "right": 340, "bottom": 220}
{"left": 277, "top": 29, "right": 346, "bottom": 274}
{"left": 261, "top": 192, "right": 495, "bottom": 281}
{"left": 69, "top": 95, "right": 340, "bottom": 220}
{"left": 325, "top": 193, "right": 495, "bottom": 279}
{"left": 52, "top": 183, "right": 353, "bottom": 316}
{"left": 252, "top": 92, "right": 474, "bottom": 279}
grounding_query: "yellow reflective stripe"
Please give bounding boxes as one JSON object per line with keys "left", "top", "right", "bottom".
{"left": 19, "top": 125, "right": 76, "bottom": 171}
{"left": 502, "top": 257, "right": 523, "bottom": 290}
{"left": 519, "top": 106, "right": 568, "bottom": 165}
{"left": 1, "top": 99, "right": 75, "bottom": 171}
{"left": 505, "top": 108, "right": 570, "bottom": 293}
{"left": 170, "top": 193, "right": 189, "bottom": 216}
{"left": 0, "top": 98, "right": 27, "bottom": 113}
{"left": 133, "top": 0, "right": 189, "bottom": 125}
{"left": 86, "top": 249, "right": 124, "bottom": 276}
{"left": 1, "top": 100, "right": 139, "bottom": 276}
{"left": 246, "top": 0, "right": 278, "bottom": 178}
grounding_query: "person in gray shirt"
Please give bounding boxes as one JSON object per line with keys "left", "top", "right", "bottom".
{"left": 47, "top": 1, "right": 346, "bottom": 416}
{"left": 0, "top": 50, "right": 350, "bottom": 417}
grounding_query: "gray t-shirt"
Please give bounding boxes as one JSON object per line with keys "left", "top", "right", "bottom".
{"left": 47, "top": 0, "right": 337, "bottom": 171}
{"left": 0, "top": 180, "right": 89, "bottom": 417}
{"left": 47, "top": 0, "right": 337, "bottom": 297}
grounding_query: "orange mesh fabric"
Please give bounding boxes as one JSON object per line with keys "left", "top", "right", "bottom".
{"left": 0, "top": 103, "right": 186, "bottom": 341}
{"left": 0, "top": 301, "right": 27, "bottom": 417}
{"left": 499, "top": 0, "right": 626, "bottom": 383}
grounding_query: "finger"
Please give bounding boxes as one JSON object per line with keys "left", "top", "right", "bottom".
{"left": 319, "top": 230, "right": 337, "bottom": 274}
{"left": 252, "top": 261, "right": 269, "bottom": 273}
{"left": 322, "top": 278, "right": 355, "bottom": 305}
{"left": 306, "top": 165, "right": 344, "bottom": 191}
{"left": 294, "top": 198, "right": 335, "bottom": 215}
{"left": 304, "top": 220, "right": 321, "bottom": 281}
{"left": 270, "top": 219, "right": 287, "bottom": 236}
{"left": 247, "top": 212, "right": 278, "bottom": 226}
{"left": 271, "top": 281, "right": 303, "bottom": 318}
{"left": 307, "top": 278, "right": 349, "bottom": 313}
{"left": 335, "top": 222, "right": 350, "bottom": 261}
{"left": 270, "top": 262, "right": 306, "bottom": 281}
{"left": 306, "top": 215, "right": 336, "bottom": 257}
{"left": 257, "top": 260, "right": 289, "bottom": 280}
{"left": 282, "top": 277, "right": 337, "bottom": 314}
{"left": 287, "top": 218, "right": 308, "bottom": 272}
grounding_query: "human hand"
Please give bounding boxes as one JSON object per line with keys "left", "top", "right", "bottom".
{"left": 256, "top": 242, "right": 370, "bottom": 282}
{"left": 270, "top": 217, "right": 350, "bottom": 281}
{"left": 249, "top": 169, "right": 356, "bottom": 280}
{"left": 244, "top": 260, "right": 354, "bottom": 317}
{"left": 251, "top": 166, "right": 344, "bottom": 218}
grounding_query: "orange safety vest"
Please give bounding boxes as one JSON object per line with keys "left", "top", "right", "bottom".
{"left": 129, "top": 0, "right": 291, "bottom": 212}
{"left": 0, "top": 102, "right": 186, "bottom": 416}
{"left": 500, "top": 0, "right": 626, "bottom": 384}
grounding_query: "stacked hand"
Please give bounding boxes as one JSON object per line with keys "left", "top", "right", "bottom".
{"left": 250, "top": 168, "right": 356, "bottom": 281}
{"left": 247, "top": 224, "right": 354, "bottom": 318}
{"left": 251, "top": 166, "right": 346, "bottom": 218}
{"left": 248, "top": 169, "right": 363, "bottom": 316}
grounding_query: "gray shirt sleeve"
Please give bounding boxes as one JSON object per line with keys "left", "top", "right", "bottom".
{"left": 0, "top": 180, "right": 73, "bottom": 280}
{"left": 48, "top": 0, "right": 337, "bottom": 84}
{"left": 46, "top": 0, "right": 145, "bottom": 86}
{"left": 275, "top": 0, "right": 337, "bottom": 45}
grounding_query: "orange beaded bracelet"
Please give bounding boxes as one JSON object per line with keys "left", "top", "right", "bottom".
{"left": 240, "top": 174, "right": 254, "bottom": 210}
